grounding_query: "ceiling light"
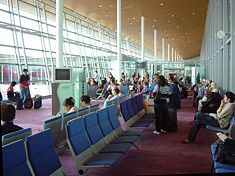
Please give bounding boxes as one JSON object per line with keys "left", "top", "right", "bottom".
{"left": 154, "top": 19, "right": 157, "bottom": 22}
{"left": 110, "top": 5, "right": 114, "bottom": 8}
{"left": 160, "top": 3, "right": 164, "bottom": 6}
{"left": 152, "top": 25, "right": 155, "bottom": 28}
{"left": 192, "top": 12, "right": 196, "bottom": 15}
{"left": 133, "top": 17, "right": 136, "bottom": 20}
{"left": 168, "top": 20, "right": 170, "bottom": 22}
{"left": 177, "top": 26, "right": 179, "bottom": 29}
{"left": 130, "top": 22, "right": 132, "bottom": 24}
{"left": 185, "top": 32, "right": 188, "bottom": 34}
{"left": 99, "top": 5, "right": 102, "bottom": 8}
{"left": 171, "top": 14, "right": 174, "bottom": 17}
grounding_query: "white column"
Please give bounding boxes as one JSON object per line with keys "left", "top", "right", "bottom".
{"left": 175, "top": 51, "right": 177, "bottom": 62}
{"left": 162, "top": 38, "right": 165, "bottom": 60}
{"left": 154, "top": 30, "right": 157, "bottom": 59}
{"left": 56, "top": 0, "right": 64, "bottom": 68}
{"left": 167, "top": 43, "right": 170, "bottom": 61}
{"left": 116, "top": 0, "right": 122, "bottom": 81}
{"left": 141, "top": 16, "right": 144, "bottom": 61}
{"left": 172, "top": 48, "right": 174, "bottom": 62}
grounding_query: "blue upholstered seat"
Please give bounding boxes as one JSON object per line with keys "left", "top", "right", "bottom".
{"left": 3, "top": 139, "right": 33, "bottom": 176}
{"left": 89, "top": 104, "right": 99, "bottom": 113}
{"left": 84, "top": 153, "right": 123, "bottom": 166}
{"left": 107, "top": 105, "right": 144, "bottom": 136}
{"left": 120, "top": 100, "right": 131, "bottom": 121}
{"left": 131, "top": 96, "right": 139, "bottom": 114}
{"left": 26, "top": 129, "right": 65, "bottom": 176}
{"left": 2, "top": 128, "right": 32, "bottom": 146}
{"left": 126, "top": 99, "right": 135, "bottom": 117}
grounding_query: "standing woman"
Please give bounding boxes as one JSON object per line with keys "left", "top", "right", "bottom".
{"left": 152, "top": 75, "right": 170, "bottom": 134}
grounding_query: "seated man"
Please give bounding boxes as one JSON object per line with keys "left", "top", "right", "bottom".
{"left": 103, "top": 87, "right": 120, "bottom": 108}
{"left": 1, "top": 103, "right": 23, "bottom": 136}
{"left": 182, "top": 92, "right": 235, "bottom": 144}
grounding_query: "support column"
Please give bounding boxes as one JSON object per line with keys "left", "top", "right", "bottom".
{"left": 56, "top": 0, "right": 64, "bottom": 68}
{"left": 154, "top": 30, "right": 157, "bottom": 59}
{"left": 141, "top": 16, "right": 144, "bottom": 61}
{"left": 172, "top": 48, "right": 174, "bottom": 62}
{"left": 167, "top": 43, "right": 170, "bottom": 61}
{"left": 162, "top": 38, "right": 164, "bottom": 60}
{"left": 175, "top": 51, "right": 177, "bottom": 62}
{"left": 116, "top": 0, "right": 122, "bottom": 81}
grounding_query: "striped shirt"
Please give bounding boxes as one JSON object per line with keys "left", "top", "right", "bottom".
{"left": 153, "top": 84, "right": 170, "bottom": 98}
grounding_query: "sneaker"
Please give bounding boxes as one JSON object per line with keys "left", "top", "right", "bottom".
{"left": 161, "top": 129, "right": 167, "bottom": 133}
{"left": 153, "top": 130, "right": 161, "bottom": 134}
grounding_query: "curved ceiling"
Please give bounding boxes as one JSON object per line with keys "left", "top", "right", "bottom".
{"left": 58, "top": 0, "right": 209, "bottom": 60}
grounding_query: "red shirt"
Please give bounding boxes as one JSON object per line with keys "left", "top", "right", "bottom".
{"left": 7, "top": 86, "right": 14, "bottom": 93}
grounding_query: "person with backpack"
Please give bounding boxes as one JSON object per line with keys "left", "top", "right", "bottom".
{"left": 19, "top": 69, "right": 30, "bottom": 106}
{"left": 152, "top": 75, "right": 170, "bottom": 134}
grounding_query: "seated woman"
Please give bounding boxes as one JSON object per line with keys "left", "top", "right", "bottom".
{"left": 117, "top": 85, "right": 123, "bottom": 96}
{"left": 182, "top": 92, "right": 235, "bottom": 144}
{"left": 1, "top": 103, "right": 23, "bottom": 136}
{"left": 80, "top": 95, "right": 92, "bottom": 108}
{"left": 62, "top": 97, "right": 79, "bottom": 113}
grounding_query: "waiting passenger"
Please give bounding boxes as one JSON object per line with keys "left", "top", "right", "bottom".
{"left": 103, "top": 87, "right": 120, "bottom": 108}
{"left": 80, "top": 95, "right": 92, "bottom": 108}
{"left": 62, "top": 97, "right": 79, "bottom": 113}
{"left": 182, "top": 92, "right": 235, "bottom": 144}
{"left": 7, "top": 81, "right": 23, "bottom": 110}
{"left": 1, "top": 103, "right": 23, "bottom": 136}
{"left": 152, "top": 75, "right": 170, "bottom": 134}
{"left": 19, "top": 69, "right": 30, "bottom": 105}
{"left": 142, "top": 73, "right": 159, "bottom": 95}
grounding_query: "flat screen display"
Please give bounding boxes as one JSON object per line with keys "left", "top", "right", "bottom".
{"left": 54, "top": 68, "right": 71, "bottom": 82}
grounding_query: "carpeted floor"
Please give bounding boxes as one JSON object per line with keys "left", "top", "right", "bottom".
{"left": 14, "top": 94, "right": 218, "bottom": 175}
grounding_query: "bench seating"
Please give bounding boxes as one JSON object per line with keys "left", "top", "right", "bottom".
{"left": 66, "top": 105, "right": 142, "bottom": 174}
{"left": 206, "top": 116, "right": 235, "bottom": 137}
{"left": 2, "top": 128, "right": 32, "bottom": 146}
{"left": 210, "top": 142, "right": 235, "bottom": 173}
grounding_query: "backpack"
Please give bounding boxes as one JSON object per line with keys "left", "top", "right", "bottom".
{"left": 215, "top": 139, "right": 235, "bottom": 165}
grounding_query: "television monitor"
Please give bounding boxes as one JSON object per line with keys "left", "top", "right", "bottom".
{"left": 53, "top": 68, "right": 72, "bottom": 83}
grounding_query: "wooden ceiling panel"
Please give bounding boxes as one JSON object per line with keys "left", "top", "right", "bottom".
{"left": 59, "top": 0, "right": 208, "bottom": 59}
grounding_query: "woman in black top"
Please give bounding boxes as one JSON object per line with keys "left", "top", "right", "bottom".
{"left": 1, "top": 103, "right": 23, "bottom": 136}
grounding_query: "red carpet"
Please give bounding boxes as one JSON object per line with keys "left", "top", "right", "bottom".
{"left": 14, "top": 95, "right": 218, "bottom": 175}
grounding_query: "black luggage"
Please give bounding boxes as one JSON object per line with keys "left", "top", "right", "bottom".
{"left": 24, "top": 97, "right": 33, "bottom": 109}
{"left": 34, "top": 94, "right": 42, "bottom": 109}
{"left": 167, "top": 108, "right": 177, "bottom": 132}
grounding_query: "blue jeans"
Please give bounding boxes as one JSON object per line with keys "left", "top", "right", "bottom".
{"left": 188, "top": 112, "right": 219, "bottom": 141}
{"left": 20, "top": 87, "right": 29, "bottom": 103}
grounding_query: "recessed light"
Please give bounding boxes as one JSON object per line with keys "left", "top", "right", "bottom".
{"left": 192, "top": 12, "right": 196, "bottom": 15}
{"left": 168, "top": 20, "right": 170, "bottom": 22}
{"left": 160, "top": 3, "right": 164, "bottom": 6}
{"left": 99, "top": 5, "right": 102, "bottom": 8}
{"left": 185, "top": 32, "right": 188, "bottom": 35}
{"left": 177, "top": 26, "right": 179, "bottom": 29}
{"left": 152, "top": 25, "right": 155, "bottom": 28}
{"left": 133, "top": 17, "right": 136, "bottom": 20}
{"left": 154, "top": 19, "right": 157, "bottom": 22}
{"left": 171, "top": 14, "right": 174, "bottom": 17}
{"left": 110, "top": 5, "right": 114, "bottom": 8}
{"left": 130, "top": 22, "right": 132, "bottom": 24}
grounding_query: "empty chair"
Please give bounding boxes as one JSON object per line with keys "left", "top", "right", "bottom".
{"left": 206, "top": 116, "right": 235, "bottom": 137}
{"left": 89, "top": 104, "right": 99, "bottom": 113}
{"left": 26, "top": 129, "right": 66, "bottom": 176}
{"left": 85, "top": 111, "right": 133, "bottom": 153}
{"left": 43, "top": 116, "right": 63, "bottom": 152}
{"left": 2, "top": 128, "right": 32, "bottom": 146}
{"left": 66, "top": 116, "right": 123, "bottom": 175}
{"left": 3, "top": 139, "right": 33, "bottom": 176}
{"left": 107, "top": 105, "right": 144, "bottom": 137}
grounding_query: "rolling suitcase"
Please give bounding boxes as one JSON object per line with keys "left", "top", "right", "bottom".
{"left": 167, "top": 108, "right": 178, "bottom": 132}
{"left": 34, "top": 94, "right": 42, "bottom": 109}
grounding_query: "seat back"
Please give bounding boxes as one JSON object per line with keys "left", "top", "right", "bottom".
{"left": 120, "top": 100, "right": 131, "bottom": 121}
{"left": 106, "top": 99, "right": 114, "bottom": 107}
{"left": 66, "top": 117, "right": 93, "bottom": 166}
{"left": 26, "top": 129, "right": 65, "bottom": 176}
{"left": 89, "top": 104, "right": 99, "bottom": 113}
{"left": 107, "top": 105, "right": 123, "bottom": 136}
{"left": 126, "top": 99, "right": 135, "bottom": 117}
{"left": 131, "top": 96, "right": 139, "bottom": 114}
{"left": 3, "top": 139, "right": 33, "bottom": 176}
{"left": 43, "top": 116, "right": 63, "bottom": 149}
{"left": 122, "top": 85, "right": 129, "bottom": 95}
{"left": 96, "top": 108, "right": 115, "bottom": 144}
{"left": 84, "top": 112, "right": 106, "bottom": 153}
{"left": 2, "top": 128, "right": 32, "bottom": 146}
{"left": 136, "top": 94, "right": 144, "bottom": 111}
{"left": 88, "top": 85, "right": 98, "bottom": 99}
{"left": 227, "top": 116, "right": 235, "bottom": 134}
{"left": 77, "top": 107, "right": 90, "bottom": 117}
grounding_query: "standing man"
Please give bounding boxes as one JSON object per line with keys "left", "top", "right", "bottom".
{"left": 19, "top": 69, "right": 30, "bottom": 104}
{"left": 94, "top": 71, "right": 99, "bottom": 83}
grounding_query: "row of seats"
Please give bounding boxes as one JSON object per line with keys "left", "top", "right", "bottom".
{"left": 43, "top": 104, "right": 100, "bottom": 153}
{"left": 105, "top": 94, "right": 130, "bottom": 107}
{"left": 210, "top": 141, "right": 235, "bottom": 173}
{"left": 66, "top": 104, "right": 144, "bottom": 175}
{"left": 120, "top": 94, "right": 153, "bottom": 129}
{"left": 2, "top": 129, "right": 66, "bottom": 176}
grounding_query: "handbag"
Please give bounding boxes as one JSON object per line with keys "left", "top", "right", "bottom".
{"left": 215, "top": 139, "right": 235, "bottom": 165}
{"left": 154, "top": 84, "right": 162, "bottom": 104}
